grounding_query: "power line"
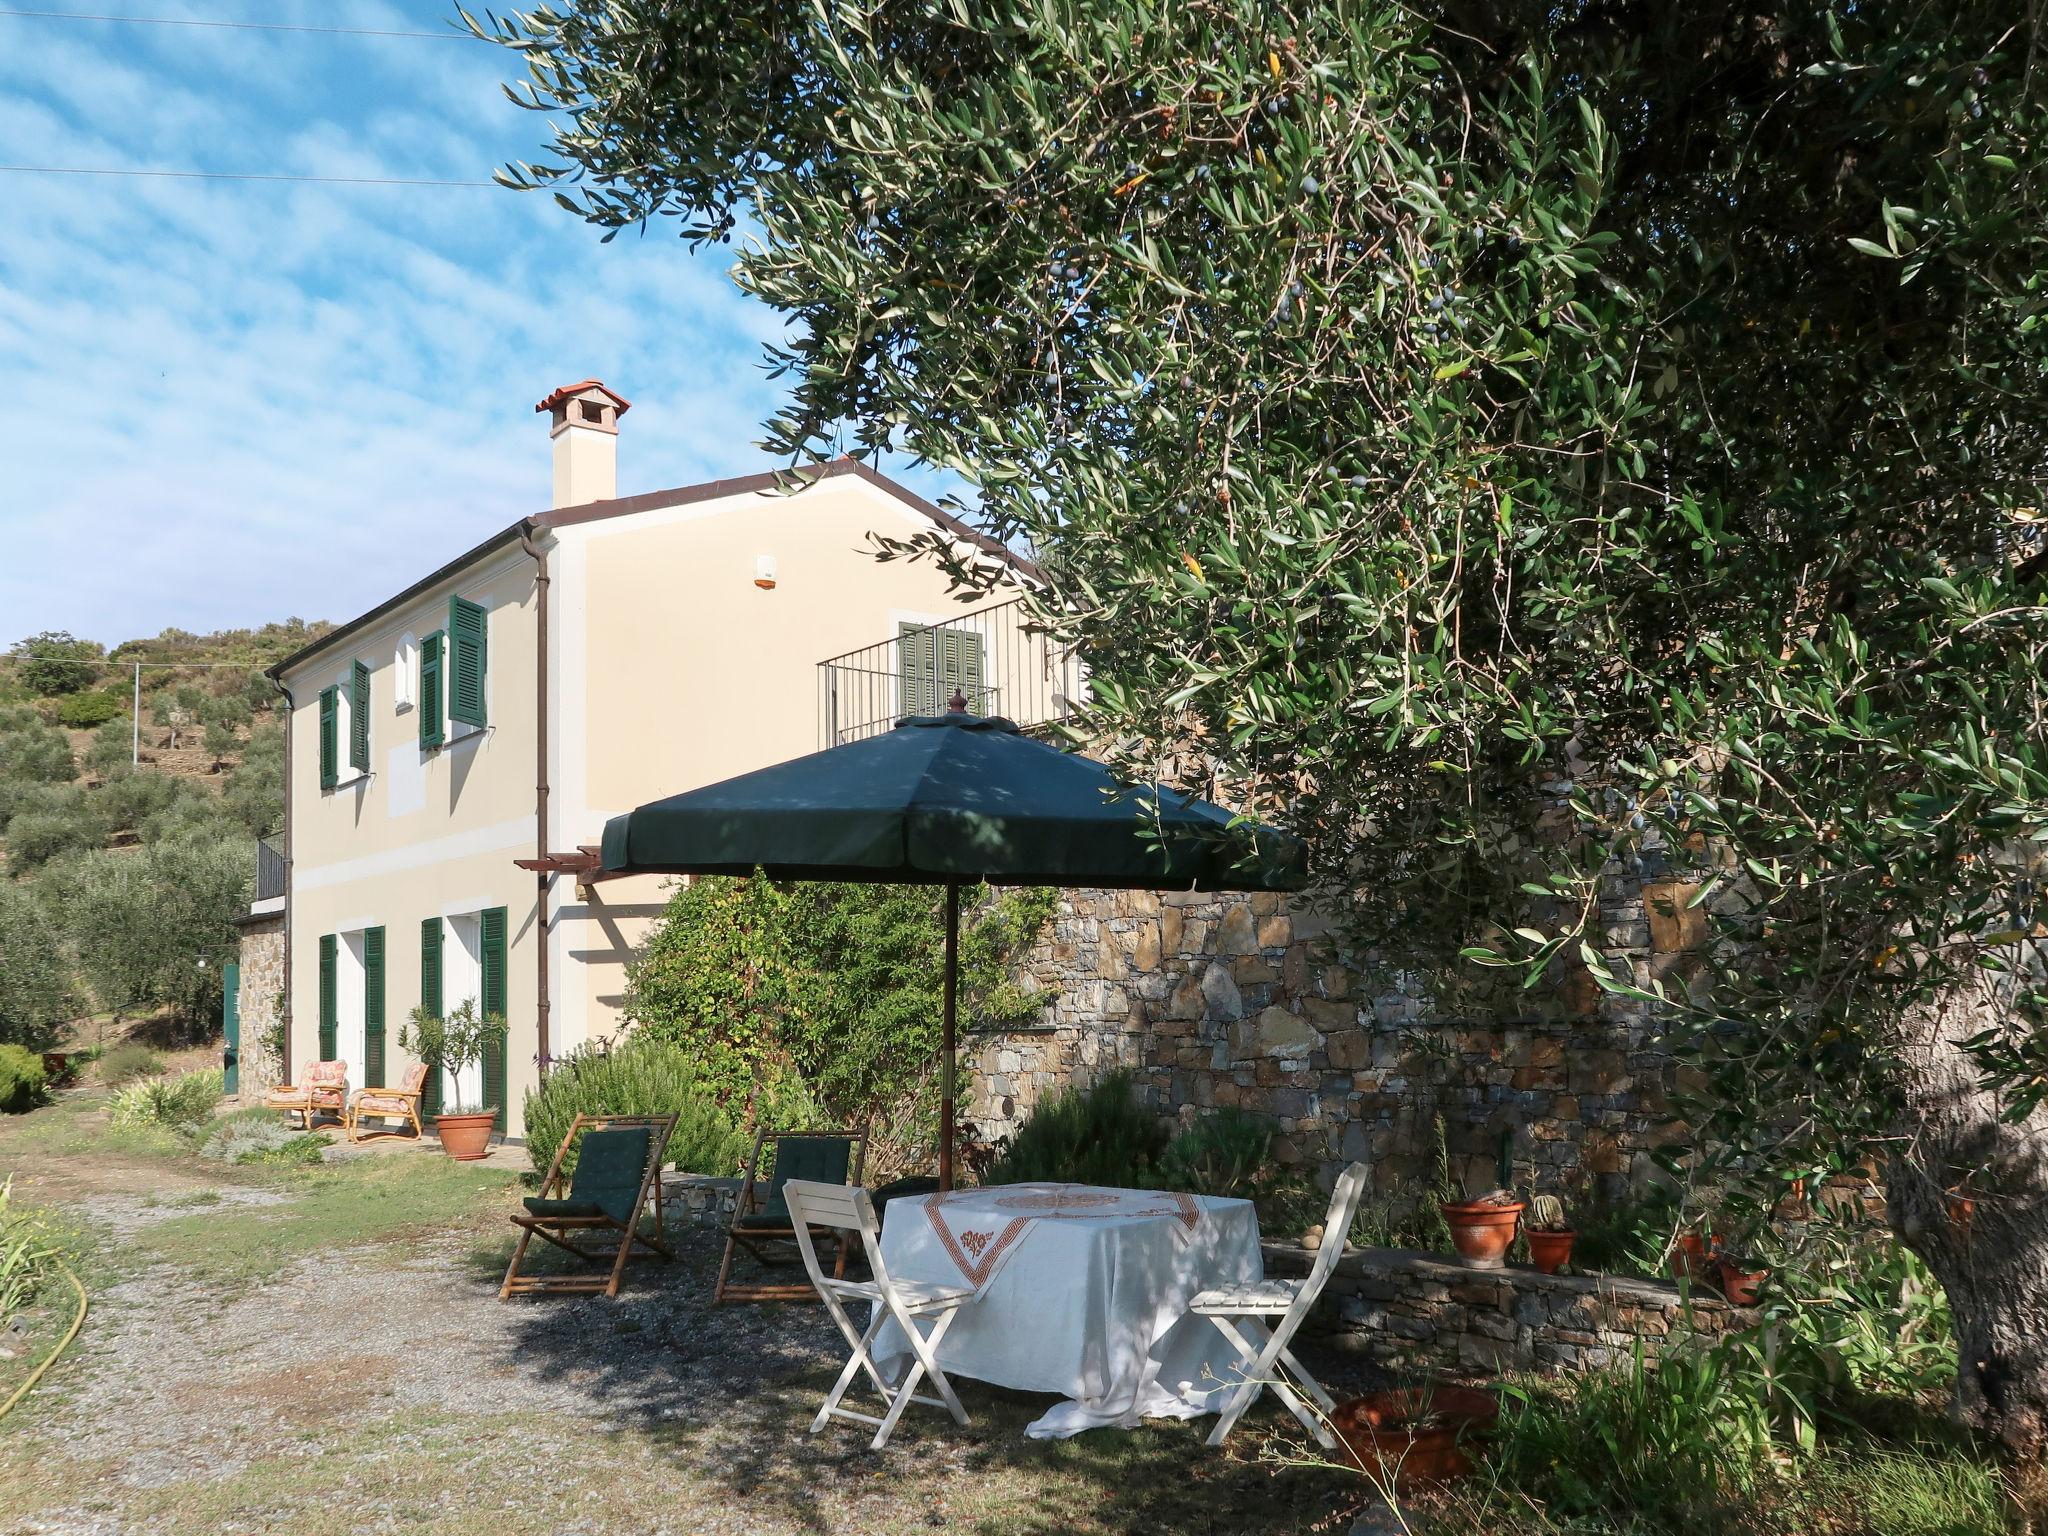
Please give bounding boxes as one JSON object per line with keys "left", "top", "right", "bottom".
{"left": 0, "top": 7, "right": 472, "bottom": 40}
{"left": 0, "top": 163, "right": 501, "bottom": 187}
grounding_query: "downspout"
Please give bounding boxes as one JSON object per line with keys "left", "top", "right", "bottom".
{"left": 271, "top": 678, "right": 296, "bottom": 1087}
{"left": 519, "top": 526, "right": 552, "bottom": 1076}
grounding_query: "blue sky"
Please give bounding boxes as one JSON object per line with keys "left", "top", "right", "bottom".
{"left": 0, "top": 4, "right": 955, "bottom": 648}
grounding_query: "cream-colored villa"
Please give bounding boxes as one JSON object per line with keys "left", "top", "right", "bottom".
{"left": 264, "top": 380, "right": 1068, "bottom": 1136}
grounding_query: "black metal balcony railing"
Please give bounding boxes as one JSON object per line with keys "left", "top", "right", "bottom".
{"left": 256, "top": 836, "right": 287, "bottom": 902}
{"left": 818, "top": 596, "right": 1085, "bottom": 747}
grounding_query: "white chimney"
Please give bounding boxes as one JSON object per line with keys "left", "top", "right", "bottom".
{"left": 535, "top": 379, "right": 629, "bottom": 508}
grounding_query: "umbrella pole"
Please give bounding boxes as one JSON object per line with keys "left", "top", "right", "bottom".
{"left": 941, "top": 880, "right": 960, "bottom": 1191}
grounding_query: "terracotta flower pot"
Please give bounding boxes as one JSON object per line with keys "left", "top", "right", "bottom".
{"left": 1526, "top": 1227, "right": 1576, "bottom": 1275}
{"left": 434, "top": 1111, "right": 497, "bottom": 1161}
{"left": 1672, "top": 1230, "right": 1718, "bottom": 1282}
{"left": 1331, "top": 1386, "right": 1500, "bottom": 1489}
{"left": 1440, "top": 1200, "right": 1524, "bottom": 1269}
{"left": 1715, "top": 1259, "right": 1768, "bottom": 1306}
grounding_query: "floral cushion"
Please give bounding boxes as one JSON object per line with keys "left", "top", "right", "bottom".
{"left": 265, "top": 1085, "right": 312, "bottom": 1107}
{"left": 308, "top": 1060, "right": 348, "bottom": 1086}
{"left": 353, "top": 1093, "right": 414, "bottom": 1118}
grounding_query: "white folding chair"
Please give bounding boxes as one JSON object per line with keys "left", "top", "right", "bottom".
{"left": 1194, "top": 1160, "right": 1370, "bottom": 1449}
{"left": 781, "top": 1178, "right": 975, "bottom": 1450}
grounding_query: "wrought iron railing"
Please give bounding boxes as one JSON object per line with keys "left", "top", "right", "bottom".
{"left": 818, "top": 596, "right": 1085, "bottom": 746}
{"left": 255, "top": 836, "right": 287, "bottom": 902}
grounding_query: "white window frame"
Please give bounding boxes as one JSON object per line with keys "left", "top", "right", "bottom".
{"left": 393, "top": 633, "right": 417, "bottom": 713}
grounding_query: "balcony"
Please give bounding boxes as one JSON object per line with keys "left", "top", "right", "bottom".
{"left": 256, "top": 836, "right": 287, "bottom": 903}
{"left": 818, "top": 597, "right": 1084, "bottom": 747}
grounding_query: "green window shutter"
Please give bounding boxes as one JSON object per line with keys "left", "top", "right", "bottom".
{"left": 318, "top": 688, "right": 338, "bottom": 790}
{"left": 448, "top": 597, "right": 488, "bottom": 728}
{"left": 317, "top": 934, "right": 338, "bottom": 1061}
{"left": 418, "top": 630, "right": 444, "bottom": 749}
{"left": 899, "top": 623, "right": 939, "bottom": 716}
{"left": 362, "top": 926, "right": 386, "bottom": 1088}
{"left": 479, "top": 906, "right": 507, "bottom": 1130}
{"left": 349, "top": 659, "right": 371, "bottom": 773}
{"left": 419, "top": 917, "right": 443, "bottom": 1118}
{"left": 940, "top": 628, "right": 986, "bottom": 712}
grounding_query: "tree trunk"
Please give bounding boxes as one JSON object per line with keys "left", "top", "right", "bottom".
{"left": 1888, "top": 968, "right": 2048, "bottom": 1460}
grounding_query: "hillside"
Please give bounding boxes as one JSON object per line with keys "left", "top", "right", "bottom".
{"left": 0, "top": 620, "right": 330, "bottom": 1050}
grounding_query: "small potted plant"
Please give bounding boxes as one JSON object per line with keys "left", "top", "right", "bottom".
{"left": 399, "top": 1000, "right": 506, "bottom": 1161}
{"left": 1523, "top": 1193, "right": 1575, "bottom": 1275}
{"left": 1438, "top": 1122, "right": 1524, "bottom": 1269}
{"left": 1712, "top": 1238, "right": 1769, "bottom": 1306}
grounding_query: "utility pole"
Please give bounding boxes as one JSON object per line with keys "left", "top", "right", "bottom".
{"left": 131, "top": 662, "right": 141, "bottom": 767}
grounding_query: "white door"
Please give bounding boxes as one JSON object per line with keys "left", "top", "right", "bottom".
{"left": 443, "top": 914, "right": 485, "bottom": 1110}
{"left": 337, "top": 932, "right": 368, "bottom": 1092}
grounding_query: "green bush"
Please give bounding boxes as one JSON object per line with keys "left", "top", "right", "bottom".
{"left": 85, "top": 719, "right": 132, "bottom": 777}
{"left": 983, "top": 1070, "right": 1168, "bottom": 1187}
{"left": 0, "top": 718, "right": 74, "bottom": 786}
{"left": 1156, "top": 1107, "right": 1325, "bottom": 1236}
{"left": 200, "top": 1110, "right": 323, "bottom": 1167}
{"left": 0, "top": 1177, "right": 64, "bottom": 1327}
{"left": 108, "top": 1066, "right": 223, "bottom": 1130}
{"left": 521, "top": 1036, "right": 761, "bottom": 1178}
{"left": 55, "top": 689, "right": 124, "bottom": 729}
{"left": 0, "top": 1044, "right": 48, "bottom": 1113}
{"left": 97, "top": 1041, "right": 166, "bottom": 1085}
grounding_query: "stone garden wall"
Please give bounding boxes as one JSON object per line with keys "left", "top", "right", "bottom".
{"left": 231, "top": 913, "right": 286, "bottom": 1102}
{"left": 964, "top": 862, "right": 1730, "bottom": 1206}
{"left": 1263, "top": 1242, "right": 1750, "bottom": 1374}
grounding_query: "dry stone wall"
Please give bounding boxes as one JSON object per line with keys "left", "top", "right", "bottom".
{"left": 1264, "top": 1242, "right": 1750, "bottom": 1374}
{"left": 232, "top": 914, "right": 286, "bottom": 1101}
{"left": 965, "top": 866, "right": 1727, "bottom": 1205}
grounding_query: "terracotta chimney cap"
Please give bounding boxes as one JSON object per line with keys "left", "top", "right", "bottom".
{"left": 534, "top": 379, "right": 632, "bottom": 417}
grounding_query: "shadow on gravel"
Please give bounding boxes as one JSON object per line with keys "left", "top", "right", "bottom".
{"left": 478, "top": 1225, "right": 1381, "bottom": 1536}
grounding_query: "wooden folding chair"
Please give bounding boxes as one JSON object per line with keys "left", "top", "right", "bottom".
{"left": 783, "top": 1178, "right": 973, "bottom": 1450}
{"left": 500, "top": 1113, "right": 677, "bottom": 1300}
{"left": 1195, "top": 1160, "right": 1370, "bottom": 1449}
{"left": 713, "top": 1128, "right": 868, "bottom": 1304}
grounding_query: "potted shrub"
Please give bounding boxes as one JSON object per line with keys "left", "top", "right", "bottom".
{"left": 1439, "top": 1188, "right": 1524, "bottom": 1268}
{"left": 399, "top": 1000, "right": 507, "bottom": 1161}
{"left": 1712, "top": 1238, "right": 1769, "bottom": 1305}
{"left": 1330, "top": 1384, "right": 1501, "bottom": 1489}
{"left": 1523, "top": 1193, "right": 1575, "bottom": 1275}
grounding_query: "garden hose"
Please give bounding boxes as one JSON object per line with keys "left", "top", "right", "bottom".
{"left": 0, "top": 1260, "right": 87, "bottom": 1423}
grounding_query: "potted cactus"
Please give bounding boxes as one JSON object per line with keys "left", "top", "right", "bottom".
{"left": 1438, "top": 1122, "right": 1524, "bottom": 1269}
{"left": 399, "top": 1000, "right": 506, "bottom": 1161}
{"left": 1524, "top": 1193, "right": 1576, "bottom": 1274}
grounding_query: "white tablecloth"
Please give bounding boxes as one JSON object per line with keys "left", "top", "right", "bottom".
{"left": 871, "top": 1183, "right": 1263, "bottom": 1438}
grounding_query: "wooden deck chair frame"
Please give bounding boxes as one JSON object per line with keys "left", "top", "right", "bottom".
{"left": 1197, "top": 1161, "right": 1370, "bottom": 1450}
{"left": 500, "top": 1113, "right": 678, "bottom": 1300}
{"left": 263, "top": 1060, "right": 347, "bottom": 1132}
{"left": 783, "top": 1178, "right": 972, "bottom": 1451}
{"left": 714, "top": 1128, "right": 869, "bottom": 1304}
{"left": 345, "top": 1062, "right": 428, "bottom": 1144}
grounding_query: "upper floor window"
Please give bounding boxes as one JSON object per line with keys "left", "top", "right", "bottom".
{"left": 393, "top": 633, "right": 418, "bottom": 713}
{"left": 418, "top": 596, "right": 488, "bottom": 750}
{"left": 318, "top": 660, "right": 371, "bottom": 790}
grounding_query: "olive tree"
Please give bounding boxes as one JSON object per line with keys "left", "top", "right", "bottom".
{"left": 481, "top": 1, "right": 2048, "bottom": 1451}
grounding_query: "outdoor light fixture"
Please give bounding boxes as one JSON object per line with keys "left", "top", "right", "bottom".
{"left": 754, "top": 554, "right": 777, "bottom": 590}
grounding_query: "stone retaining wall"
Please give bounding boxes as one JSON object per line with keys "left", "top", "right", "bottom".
{"left": 1264, "top": 1243, "right": 1749, "bottom": 1374}
{"left": 965, "top": 868, "right": 1729, "bottom": 1204}
{"left": 662, "top": 1173, "right": 743, "bottom": 1231}
{"left": 231, "top": 913, "right": 286, "bottom": 1101}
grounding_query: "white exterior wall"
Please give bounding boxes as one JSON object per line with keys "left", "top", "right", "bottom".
{"left": 281, "top": 468, "right": 1029, "bottom": 1136}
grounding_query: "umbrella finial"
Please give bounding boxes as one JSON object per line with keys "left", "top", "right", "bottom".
{"left": 947, "top": 690, "right": 969, "bottom": 713}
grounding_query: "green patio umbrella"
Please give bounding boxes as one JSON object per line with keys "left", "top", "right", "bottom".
{"left": 600, "top": 703, "right": 1307, "bottom": 1186}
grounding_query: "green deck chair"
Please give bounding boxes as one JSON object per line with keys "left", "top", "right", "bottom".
{"left": 714, "top": 1129, "right": 868, "bottom": 1303}
{"left": 501, "top": 1113, "right": 676, "bottom": 1300}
